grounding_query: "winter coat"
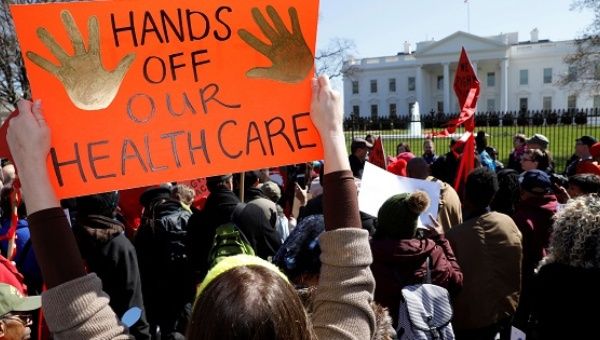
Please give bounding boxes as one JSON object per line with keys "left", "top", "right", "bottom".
{"left": 233, "top": 203, "right": 282, "bottom": 260}
{"left": 75, "top": 215, "right": 150, "bottom": 340}
{"left": 370, "top": 236, "right": 463, "bottom": 327}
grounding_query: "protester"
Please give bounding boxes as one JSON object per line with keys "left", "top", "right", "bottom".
{"left": 74, "top": 192, "right": 150, "bottom": 339}
{"left": 507, "top": 134, "right": 526, "bottom": 173}
{"left": 0, "top": 283, "right": 41, "bottom": 340}
{"left": 446, "top": 168, "right": 522, "bottom": 340}
{"left": 565, "top": 135, "right": 597, "bottom": 176}
{"left": 530, "top": 194, "right": 600, "bottom": 339}
{"left": 475, "top": 131, "right": 496, "bottom": 172}
{"left": 511, "top": 170, "right": 558, "bottom": 331}
{"left": 554, "top": 173, "right": 600, "bottom": 204}
{"left": 422, "top": 139, "right": 437, "bottom": 165}
{"left": 520, "top": 148, "right": 552, "bottom": 174}
{"left": 370, "top": 191, "right": 463, "bottom": 328}
{"left": 431, "top": 137, "right": 460, "bottom": 186}
{"left": 349, "top": 137, "right": 372, "bottom": 178}
{"left": 406, "top": 157, "right": 462, "bottom": 233}
{"left": 490, "top": 169, "right": 520, "bottom": 216}
{"left": 172, "top": 184, "right": 196, "bottom": 212}
{"left": 259, "top": 181, "right": 290, "bottom": 243}
{"left": 6, "top": 75, "right": 376, "bottom": 339}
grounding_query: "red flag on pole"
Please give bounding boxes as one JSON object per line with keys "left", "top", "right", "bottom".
{"left": 451, "top": 47, "right": 479, "bottom": 193}
{"left": 369, "top": 136, "right": 387, "bottom": 169}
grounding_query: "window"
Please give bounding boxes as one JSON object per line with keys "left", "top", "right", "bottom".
{"left": 389, "top": 103, "right": 397, "bottom": 118}
{"left": 543, "top": 68, "right": 552, "bottom": 84}
{"left": 520, "top": 70, "right": 528, "bottom": 85}
{"left": 352, "top": 105, "right": 360, "bottom": 117}
{"left": 437, "top": 101, "right": 444, "bottom": 113}
{"left": 370, "top": 80, "right": 378, "bottom": 93}
{"left": 437, "top": 76, "right": 444, "bottom": 90}
{"left": 519, "top": 97, "right": 528, "bottom": 111}
{"left": 568, "top": 66, "right": 577, "bottom": 81}
{"left": 594, "top": 95, "right": 600, "bottom": 109}
{"left": 487, "top": 99, "right": 496, "bottom": 111}
{"left": 352, "top": 81, "right": 359, "bottom": 94}
{"left": 543, "top": 96, "right": 552, "bottom": 110}
{"left": 388, "top": 78, "right": 396, "bottom": 92}
{"left": 371, "top": 104, "right": 378, "bottom": 118}
{"left": 486, "top": 72, "right": 496, "bottom": 87}
{"left": 568, "top": 95, "right": 577, "bottom": 109}
{"left": 408, "top": 77, "right": 416, "bottom": 91}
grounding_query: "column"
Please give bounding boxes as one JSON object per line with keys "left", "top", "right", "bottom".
{"left": 501, "top": 58, "right": 509, "bottom": 111}
{"left": 416, "top": 65, "right": 424, "bottom": 108}
{"left": 443, "top": 63, "right": 450, "bottom": 113}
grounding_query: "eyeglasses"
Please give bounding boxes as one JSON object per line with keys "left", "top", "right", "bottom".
{"left": 521, "top": 158, "right": 534, "bottom": 162}
{"left": 1, "top": 313, "right": 32, "bottom": 327}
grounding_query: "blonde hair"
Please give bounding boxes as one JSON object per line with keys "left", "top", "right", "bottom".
{"left": 547, "top": 194, "right": 600, "bottom": 269}
{"left": 172, "top": 184, "right": 195, "bottom": 206}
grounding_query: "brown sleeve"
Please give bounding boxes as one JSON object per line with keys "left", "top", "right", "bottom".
{"left": 27, "top": 208, "right": 86, "bottom": 288}
{"left": 323, "top": 170, "right": 361, "bottom": 231}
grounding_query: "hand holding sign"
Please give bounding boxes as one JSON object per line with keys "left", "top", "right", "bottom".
{"left": 26, "top": 10, "right": 135, "bottom": 111}
{"left": 238, "top": 6, "right": 313, "bottom": 83}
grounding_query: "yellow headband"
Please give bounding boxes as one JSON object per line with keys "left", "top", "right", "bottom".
{"left": 196, "top": 254, "right": 289, "bottom": 298}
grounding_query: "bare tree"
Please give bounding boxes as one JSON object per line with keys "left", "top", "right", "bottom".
{"left": 315, "top": 37, "right": 357, "bottom": 80}
{"left": 561, "top": 0, "right": 600, "bottom": 93}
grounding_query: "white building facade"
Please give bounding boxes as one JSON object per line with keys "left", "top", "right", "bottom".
{"left": 343, "top": 30, "right": 600, "bottom": 118}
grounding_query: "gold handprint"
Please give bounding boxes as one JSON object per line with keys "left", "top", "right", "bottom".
{"left": 26, "top": 10, "right": 135, "bottom": 111}
{"left": 238, "top": 6, "right": 313, "bottom": 83}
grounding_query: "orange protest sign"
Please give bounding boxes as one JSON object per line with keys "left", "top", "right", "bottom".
{"left": 9, "top": 0, "right": 322, "bottom": 198}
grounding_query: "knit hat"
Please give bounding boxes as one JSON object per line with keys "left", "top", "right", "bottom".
{"left": 376, "top": 191, "right": 430, "bottom": 239}
{"left": 0, "top": 283, "right": 41, "bottom": 317}
{"left": 576, "top": 135, "right": 597, "bottom": 148}
{"left": 259, "top": 181, "right": 281, "bottom": 203}
{"left": 520, "top": 169, "right": 552, "bottom": 194}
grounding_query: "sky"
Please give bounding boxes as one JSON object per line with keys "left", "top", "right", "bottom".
{"left": 316, "top": 1, "right": 595, "bottom": 60}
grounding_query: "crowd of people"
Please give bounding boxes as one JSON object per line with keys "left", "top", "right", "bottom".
{"left": 0, "top": 76, "right": 599, "bottom": 340}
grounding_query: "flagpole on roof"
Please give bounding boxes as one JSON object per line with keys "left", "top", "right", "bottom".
{"left": 465, "top": 0, "right": 471, "bottom": 33}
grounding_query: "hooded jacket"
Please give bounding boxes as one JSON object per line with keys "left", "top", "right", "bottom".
{"left": 370, "top": 236, "right": 463, "bottom": 327}
{"left": 74, "top": 215, "right": 150, "bottom": 339}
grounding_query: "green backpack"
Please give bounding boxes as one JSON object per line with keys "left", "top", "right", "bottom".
{"left": 208, "top": 204, "right": 255, "bottom": 267}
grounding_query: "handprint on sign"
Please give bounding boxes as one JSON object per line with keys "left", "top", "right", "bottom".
{"left": 238, "top": 6, "right": 313, "bottom": 83}
{"left": 26, "top": 10, "right": 135, "bottom": 111}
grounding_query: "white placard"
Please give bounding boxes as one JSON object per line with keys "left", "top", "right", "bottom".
{"left": 358, "top": 162, "right": 440, "bottom": 226}
{"left": 510, "top": 326, "right": 526, "bottom": 340}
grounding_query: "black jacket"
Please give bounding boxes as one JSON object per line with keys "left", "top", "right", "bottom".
{"left": 75, "top": 215, "right": 151, "bottom": 340}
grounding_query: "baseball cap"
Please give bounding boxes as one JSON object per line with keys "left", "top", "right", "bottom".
{"left": 526, "top": 134, "right": 549, "bottom": 148}
{"left": 576, "top": 135, "right": 597, "bottom": 148}
{"left": 520, "top": 169, "right": 552, "bottom": 194}
{"left": 0, "top": 283, "right": 41, "bottom": 317}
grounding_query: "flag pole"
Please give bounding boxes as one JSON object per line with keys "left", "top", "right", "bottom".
{"left": 466, "top": 0, "right": 471, "bottom": 33}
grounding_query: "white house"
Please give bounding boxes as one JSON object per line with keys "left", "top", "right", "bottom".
{"left": 342, "top": 30, "right": 600, "bottom": 118}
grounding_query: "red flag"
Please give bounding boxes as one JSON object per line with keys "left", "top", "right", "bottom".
{"left": 369, "top": 136, "right": 387, "bottom": 169}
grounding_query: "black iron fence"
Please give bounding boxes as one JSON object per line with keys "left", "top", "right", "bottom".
{"left": 345, "top": 108, "right": 600, "bottom": 174}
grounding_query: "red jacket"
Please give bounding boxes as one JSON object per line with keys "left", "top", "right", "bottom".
{"left": 0, "top": 254, "right": 26, "bottom": 294}
{"left": 370, "top": 236, "right": 463, "bottom": 326}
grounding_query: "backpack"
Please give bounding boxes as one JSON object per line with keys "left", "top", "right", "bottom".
{"left": 207, "top": 203, "right": 255, "bottom": 267}
{"left": 397, "top": 257, "right": 455, "bottom": 340}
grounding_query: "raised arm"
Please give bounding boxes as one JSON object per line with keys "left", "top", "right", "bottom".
{"left": 7, "top": 100, "right": 131, "bottom": 339}
{"left": 309, "top": 76, "right": 376, "bottom": 339}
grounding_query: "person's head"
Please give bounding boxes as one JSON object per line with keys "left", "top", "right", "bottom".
{"left": 172, "top": 184, "right": 195, "bottom": 206}
{"left": 567, "top": 173, "right": 600, "bottom": 198}
{"left": 188, "top": 255, "right": 314, "bottom": 340}
{"left": 350, "top": 138, "right": 372, "bottom": 161}
{"left": 396, "top": 142, "right": 411, "bottom": 155}
{"left": 0, "top": 283, "right": 41, "bottom": 340}
{"left": 259, "top": 181, "right": 282, "bottom": 204}
{"left": 272, "top": 215, "right": 324, "bottom": 286}
{"left": 376, "top": 191, "right": 430, "bottom": 240}
{"left": 423, "top": 139, "right": 435, "bottom": 156}
{"left": 547, "top": 194, "right": 600, "bottom": 269}
{"left": 139, "top": 185, "right": 172, "bottom": 208}
{"left": 244, "top": 170, "right": 261, "bottom": 190}
{"left": 206, "top": 174, "right": 233, "bottom": 192}
{"left": 365, "top": 134, "right": 375, "bottom": 145}
{"left": 513, "top": 134, "right": 526, "bottom": 148}
{"left": 519, "top": 170, "right": 552, "bottom": 199}
{"left": 475, "top": 131, "right": 488, "bottom": 151}
{"left": 465, "top": 168, "right": 499, "bottom": 210}
{"left": 520, "top": 148, "right": 550, "bottom": 172}
{"left": 406, "top": 157, "right": 429, "bottom": 180}
{"left": 76, "top": 191, "right": 119, "bottom": 218}
{"left": 526, "top": 133, "right": 549, "bottom": 150}
{"left": 490, "top": 169, "right": 520, "bottom": 216}
{"left": 575, "top": 135, "right": 597, "bottom": 158}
